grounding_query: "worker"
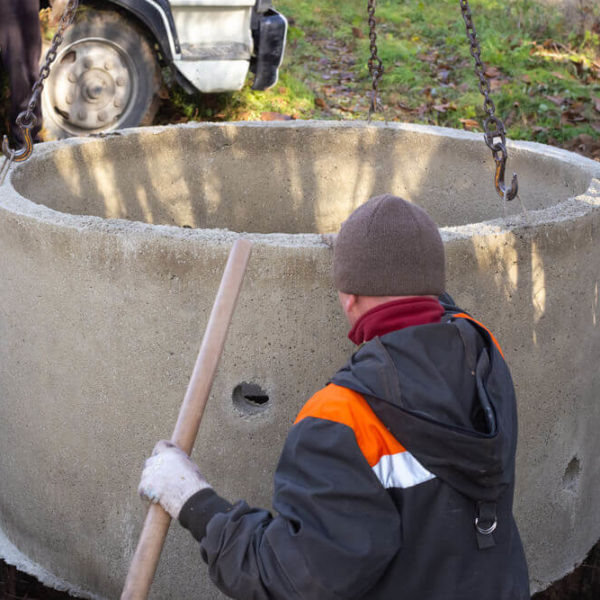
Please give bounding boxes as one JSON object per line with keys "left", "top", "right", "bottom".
{"left": 139, "top": 194, "right": 530, "bottom": 599}
{"left": 0, "top": 0, "right": 42, "bottom": 146}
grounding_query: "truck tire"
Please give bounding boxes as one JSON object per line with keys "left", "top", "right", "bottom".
{"left": 41, "top": 8, "right": 161, "bottom": 139}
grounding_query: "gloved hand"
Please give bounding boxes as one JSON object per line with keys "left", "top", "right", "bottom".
{"left": 138, "top": 440, "right": 211, "bottom": 519}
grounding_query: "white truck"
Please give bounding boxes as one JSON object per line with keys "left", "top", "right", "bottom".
{"left": 41, "top": 0, "right": 287, "bottom": 138}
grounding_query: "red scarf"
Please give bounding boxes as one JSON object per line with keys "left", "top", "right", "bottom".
{"left": 348, "top": 297, "right": 444, "bottom": 345}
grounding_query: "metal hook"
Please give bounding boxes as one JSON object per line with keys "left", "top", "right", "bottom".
{"left": 2, "top": 126, "right": 34, "bottom": 163}
{"left": 494, "top": 152, "right": 518, "bottom": 201}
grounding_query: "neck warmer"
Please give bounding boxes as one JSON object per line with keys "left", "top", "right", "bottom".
{"left": 348, "top": 297, "right": 444, "bottom": 345}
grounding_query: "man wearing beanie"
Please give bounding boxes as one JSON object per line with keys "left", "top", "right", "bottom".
{"left": 138, "top": 195, "right": 530, "bottom": 599}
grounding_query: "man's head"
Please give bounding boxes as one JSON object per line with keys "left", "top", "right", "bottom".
{"left": 333, "top": 194, "right": 445, "bottom": 324}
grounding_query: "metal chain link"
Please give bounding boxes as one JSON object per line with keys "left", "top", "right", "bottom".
{"left": 18, "top": 0, "right": 80, "bottom": 131}
{"left": 367, "top": 0, "right": 384, "bottom": 119}
{"left": 459, "top": 0, "right": 518, "bottom": 201}
{"left": 459, "top": 0, "right": 503, "bottom": 153}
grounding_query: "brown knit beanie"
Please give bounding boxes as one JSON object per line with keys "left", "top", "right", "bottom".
{"left": 333, "top": 194, "right": 445, "bottom": 296}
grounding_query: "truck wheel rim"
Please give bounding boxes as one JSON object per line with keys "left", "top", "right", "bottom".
{"left": 43, "top": 37, "right": 137, "bottom": 134}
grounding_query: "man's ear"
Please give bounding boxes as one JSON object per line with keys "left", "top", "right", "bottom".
{"left": 338, "top": 291, "right": 359, "bottom": 318}
{"left": 346, "top": 294, "right": 359, "bottom": 314}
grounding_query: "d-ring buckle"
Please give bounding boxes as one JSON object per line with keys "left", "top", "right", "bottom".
{"left": 475, "top": 516, "right": 497, "bottom": 535}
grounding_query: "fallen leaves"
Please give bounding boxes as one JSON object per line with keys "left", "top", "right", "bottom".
{"left": 551, "top": 71, "right": 568, "bottom": 80}
{"left": 280, "top": 19, "right": 600, "bottom": 164}
{"left": 532, "top": 125, "right": 550, "bottom": 135}
{"left": 530, "top": 39, "right": 600, "bottom": 82}
{"left": 459, "top": 118, "right": 482, "bottom": 131}
{"left": 304, "top": 36, "right": 368, "bottom": 117}
{"left": 561, "top": 134, "right": 600, "bottom": 160}
{"left": 433, "top": 102, "right": 457, "bottom": 113}
{"left": 561, "top": 102, "right": 588, "bottom": 124}
{"left": 260, "top": 112, "right": 295, "bottom": 121}
{"left": 490, "top": 78, "right": 510, "bottom": 91}
{"left": 546, "top": 95, "right": 566, "bottom": 107}
{"left": 484, "top": 66, "right": 502, "bottom": 79}
{"left": 437, "top": 69, "right": 451, "bottom": 84}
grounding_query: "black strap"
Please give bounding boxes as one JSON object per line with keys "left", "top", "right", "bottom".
{"left": 475, "top": 501, "right": 497, "bottom": 550}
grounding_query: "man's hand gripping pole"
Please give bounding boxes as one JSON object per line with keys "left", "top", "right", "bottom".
{"left": 120, "top": 238, "right": 253, "bottom": 600}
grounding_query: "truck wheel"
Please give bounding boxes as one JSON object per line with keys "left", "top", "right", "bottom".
{"left": 41, "top": 8, "right": 161, "bottom": 139}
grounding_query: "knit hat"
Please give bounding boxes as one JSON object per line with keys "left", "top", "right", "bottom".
{"left": 333, "top": 194, "right": 445, "bottom": 296}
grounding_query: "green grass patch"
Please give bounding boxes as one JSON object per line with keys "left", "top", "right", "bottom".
{"left": 30, "top": 1, "right": 600, "bottom": 157}
{"left": 269, "top": 0, "right": 599, "bottom": 147}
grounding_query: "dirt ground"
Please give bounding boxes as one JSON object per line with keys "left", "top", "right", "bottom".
{"left": 1, "top": 539, "right": 599, "bottom": 599}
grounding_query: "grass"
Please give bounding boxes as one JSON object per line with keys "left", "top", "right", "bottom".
{"left": 158, "top": 0, "right": 599, "bottom": 152}
{"left": 157, "top": 70, "right": 314, "bottom": 122}
{"left": 2, "top": 2, "right": 599, "bottom": 155}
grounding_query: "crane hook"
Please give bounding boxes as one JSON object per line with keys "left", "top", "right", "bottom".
{"left": 493, "top": 147, "right": 518, "bottom": 201}
{"left": 2, "top": 126, "right": 34, "bottom": 163}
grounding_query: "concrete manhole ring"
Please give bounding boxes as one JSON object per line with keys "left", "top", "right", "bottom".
{"left": 0, "top": 121, "right": 599, "bottom": 599}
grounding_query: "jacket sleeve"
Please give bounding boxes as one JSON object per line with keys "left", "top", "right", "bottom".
{"left": 179, "top": 414, "right": 402, "bottom": 600}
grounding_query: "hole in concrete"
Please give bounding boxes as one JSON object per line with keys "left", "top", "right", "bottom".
{"left": 232, "top": 382, "right": 270, "bottom": 416}
{"left": 563, "top": 456, "right": 581, "bottom": 491}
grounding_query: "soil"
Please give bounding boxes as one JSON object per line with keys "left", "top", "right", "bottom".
{"left": 532, "top": 539, "right": 600, "bottom": 599}
{"left": 0, "top": 560, "right": 74, "bottom": 599}
{"left": 1, "top": 539, "right": 599, "bottom": 599}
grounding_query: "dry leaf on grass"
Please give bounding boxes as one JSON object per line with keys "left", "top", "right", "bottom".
{"left": 459, "top": 118, "right": 481, "bottom": 131}
{"left": 260, "top": 112, "right": 294, "bottom": 121}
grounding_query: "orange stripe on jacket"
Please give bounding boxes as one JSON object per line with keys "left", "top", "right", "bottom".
{"left": 453, "top": 313, "right": 505, "bottom": 359}
{"left": 294, "top": 383, "right": 405, "bottom": 467}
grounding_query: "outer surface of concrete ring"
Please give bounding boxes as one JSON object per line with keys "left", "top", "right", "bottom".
{"left": 0, "top": 121, "right": 599, "bottom": 599}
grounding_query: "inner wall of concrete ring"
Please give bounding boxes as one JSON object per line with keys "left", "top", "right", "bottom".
{"left": 0, "top": 121, "right": 598, "bottom": 599}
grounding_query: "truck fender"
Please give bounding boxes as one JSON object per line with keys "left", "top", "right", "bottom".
{"left": 87, "top": 0, "right": 180, "bottom": 60}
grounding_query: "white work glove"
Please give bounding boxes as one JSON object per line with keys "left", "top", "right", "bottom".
{"left": 138, "top": 440, "right": 211, "bottom": 519}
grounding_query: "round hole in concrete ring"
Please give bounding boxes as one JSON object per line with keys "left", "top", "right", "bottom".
{"left": 563, "top": 456, "right": 581, "bottom": 492}
{"left": 232, "top": 382, "right": 270, "bottom": 416}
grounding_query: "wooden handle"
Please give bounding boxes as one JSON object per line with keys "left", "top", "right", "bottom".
{"left": 121, "top": 238, "right": 253, "bottom": 600}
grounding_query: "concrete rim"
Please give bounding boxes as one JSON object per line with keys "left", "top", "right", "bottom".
{"left": 1, "top": 121, "right": 599, "bottom": 246}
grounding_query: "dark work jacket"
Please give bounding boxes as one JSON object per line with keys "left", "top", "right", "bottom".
{"left": 179, "top": 301, "right": 530, "bottom": 599}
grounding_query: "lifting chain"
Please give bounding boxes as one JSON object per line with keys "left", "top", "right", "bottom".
{"left": 367, "top": 0, "right": 384, "bottom": 120}
{"left": 459, "top": 0, "right": 518, "bottom": 201}
{"left": 1, "top": 0, "right": 79, "bottom": 177}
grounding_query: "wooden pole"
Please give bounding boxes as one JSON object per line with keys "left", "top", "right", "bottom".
{"left": 120, "top": 238, "right": 253, "bottom": 600}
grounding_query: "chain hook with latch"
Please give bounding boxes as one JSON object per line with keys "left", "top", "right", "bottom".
{"left": 1, "top": 0, "right": 79, "bottom": 164}
{"left": 483, "top": 115, "right": 518, "bottom": 201}
{"left": 493, "top": 145, "right": 518, "bottom": 201}
{"left": 2, "top": 114, "right": 36, "bottom": 163}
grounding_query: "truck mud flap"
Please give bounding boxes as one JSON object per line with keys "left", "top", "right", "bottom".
{"left": 251, "top": 9, "right": 287, "bottom": 90}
